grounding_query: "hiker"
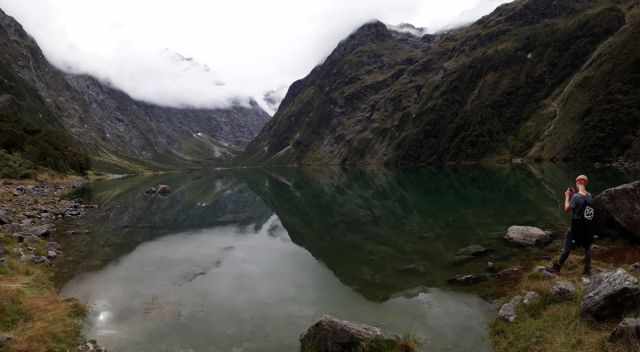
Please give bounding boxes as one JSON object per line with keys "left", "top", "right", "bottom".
{"left": 552, "top": 175, "right": 595, "bottom": 276}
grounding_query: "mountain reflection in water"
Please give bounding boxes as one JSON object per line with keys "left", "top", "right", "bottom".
{"left": 59, "top": 165, "right": 635, "bottom": 352}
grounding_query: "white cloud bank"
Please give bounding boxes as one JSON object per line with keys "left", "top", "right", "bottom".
{"left": 0, "top": 0, "right": 512, "bottom": 112}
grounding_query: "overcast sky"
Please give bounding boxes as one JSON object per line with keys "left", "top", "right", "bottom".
{"left": 0, "top": 0, "right": 510, "bottom": 113}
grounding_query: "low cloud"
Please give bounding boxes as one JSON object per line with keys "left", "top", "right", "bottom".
{"left": 0, "top": 0, "right": 512, "bottom": 112}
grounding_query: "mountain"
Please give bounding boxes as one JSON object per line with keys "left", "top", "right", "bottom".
{"left": 244, "top": 0, "right": 640, "bottom": 166}
{"left": 0, "top": 8, "right": 269, "bottom": 174}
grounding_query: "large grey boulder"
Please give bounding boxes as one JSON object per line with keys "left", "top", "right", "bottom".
{"left": 498, "top": 296, "right": 523, "bottom": 323}
{"left": 610, "top": 318, "right": 640, "bottom": 345}
{"left": 593, "top": 181, "right": 640, "bottom": 239}
{"left": 504, "top": 226, "right": 551, "bottom": 246}
{"left": 300, "top": 316, "right": 395, "bottom": 352}
{"left": 581, "top": 269, "right": 640, "bottom": 321}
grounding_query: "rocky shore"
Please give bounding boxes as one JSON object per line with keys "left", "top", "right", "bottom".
{"left": 0, "top": 178, "right": 106, "bottom": 352}
{"left": 0, "top": 179, "right": 96, "bottom": 265}
{"left": 299, "top": 180, "right": 640, "bottom": 352}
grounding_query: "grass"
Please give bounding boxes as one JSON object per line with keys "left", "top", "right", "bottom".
{"left": 490, "top": 246, "right": 639, "bottom": 352}
{"left": 0, "top": 233, "right": 86, "bottom": 352}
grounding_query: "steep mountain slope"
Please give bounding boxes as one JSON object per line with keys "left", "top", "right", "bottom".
{"left": 245, "top": 0, "right": 640, "bottom": 166}
{"left": 0, "top": 8, "right": 269, "bottom": 173}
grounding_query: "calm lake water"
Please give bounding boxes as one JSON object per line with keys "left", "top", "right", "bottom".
{"left": 57, "top": 164, "right": 637, "bottom": 352}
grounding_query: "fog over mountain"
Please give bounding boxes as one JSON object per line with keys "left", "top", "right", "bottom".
{"left": 0, "top": 0, "right": 512, "bottom": 113}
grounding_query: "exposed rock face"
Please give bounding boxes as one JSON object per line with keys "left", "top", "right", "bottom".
{"left": 0, "top": 8, "right": 269, "bottom": 173}
{"left": 64, "top": 75, "right": 270, "bottom": 171}
{"left": 244, "top": 0, "right": 639, "bottom": 166}
{"left": 593, "top": 181, "right": 640, "bottom": 239}
{"left": 504, "top": 226, "right": 551, "bottom": 246}
{"left": 300, "top": 316, "right": 394, "bottom": 352}
{"left": 581, "top": 269, "right": 640, "bottom": 321}
{"left": 610, "top": 318, "right": 640, "bottom": 345}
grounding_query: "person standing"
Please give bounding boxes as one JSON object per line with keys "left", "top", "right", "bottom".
{"left": 552, "top": 175, "right": 595, "bottom": 276}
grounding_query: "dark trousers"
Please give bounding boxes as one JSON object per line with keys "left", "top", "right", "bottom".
{"left": 558, "top": 232, "right": 592, "bottom": 272}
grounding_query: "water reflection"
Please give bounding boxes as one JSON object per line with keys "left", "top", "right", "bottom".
{"left": 63, "top": 216, "right": 493, "bottom": 351}
{"left": 59, "top": 164, "right": 635, "bottom": 352}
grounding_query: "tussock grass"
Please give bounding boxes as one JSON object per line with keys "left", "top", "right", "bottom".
{"left": 490, "top": 250, "right": 638, "bottom": 352}
{"left": 0, "top": 234, "right": 86, "bottom": 352}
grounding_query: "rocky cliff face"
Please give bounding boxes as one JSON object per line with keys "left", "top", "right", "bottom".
{"left": 245, "top": 0, "right": 640, "bottom": 166}
{"left": 0, "top": 8, "right": 269, "bottom": 173}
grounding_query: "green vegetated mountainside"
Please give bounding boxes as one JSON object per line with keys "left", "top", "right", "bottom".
{"left": 0, "top": 38, "right": 90, "bottom": 176}
{"left": 245, "top": 0, "right": 640, "bottom": 166}
{"left": 0, "top": 8, "right": 270, "bottom": 175}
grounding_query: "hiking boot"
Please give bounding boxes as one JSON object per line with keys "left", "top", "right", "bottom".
{"left": 548, "top": 262, "right": 561, "bottom": 274}
{"left": 583, "top": 268, "right": 592, "bottom": 277}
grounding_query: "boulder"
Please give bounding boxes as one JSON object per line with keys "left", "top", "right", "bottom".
{"left": 396, "top": 263, "right": 427, "bottom": 274}
{"left": 593, "top": 181, "right": 640, "bottom": 239}
{"left": 498, "top": 296, "right": 523, "bottom": 323}
{"left": 504, "top": 226, "right": 551, "bottom": 246}
{"left": 456, "top": 245, "right": 491, "bottom": 257}
{"left": 610, "top": 318, "right": 640, "bottom": 345}
{"left": 0, "top": 334, "right": 12, "bottom": 348}
{"left": 31, "top": 256, "right": 49, "bottom": 265}
{"left": 496, "top": 266, "right": 523, "bottom": 280}
{"left": 581, "top": 269, "right": 640, "bottom": 321}
{"left": 551, "top": 281, "right": 576, "bottom": 301}
{"left": 47, "top": 250, "right": 57, "bottom": 260}
{"left": 0, "top": 209, "right": 10, "bottom": 225}
{"left": 157, "top": 185, "right": 171, "bottom": 195}
{"left": 523, "top": 291, "right": 541, "bottom": 305}
{"left": 448, "top": 274, "right": 488, "bottom": 285}
{"left": 25, "top": 225, "right": 52, "bottom": 237}
{"left": 534, "top": 266, "right": 558, "bottom": 280}
{"left": 299, "top": 316, "right": 395, "bottom": 352}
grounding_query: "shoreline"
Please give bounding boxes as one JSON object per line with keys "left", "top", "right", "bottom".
{"left": 1, "top": 174, "right": 638, "bottom": 352}
{"left": 0, "top": 177, "right": 105, "bottom": 352}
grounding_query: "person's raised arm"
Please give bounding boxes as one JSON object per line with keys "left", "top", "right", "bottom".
{"left": 564, "top": 189, "right": 573, "bottom": 213}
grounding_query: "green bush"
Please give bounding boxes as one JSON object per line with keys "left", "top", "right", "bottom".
{"left": 0, "top": 149, "right": 34, "bottom": 179}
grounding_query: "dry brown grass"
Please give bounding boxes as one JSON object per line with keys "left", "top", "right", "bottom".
{"left": 0, "top": 235, "right": 86, "bottom": 352}
{"left": 491, "top": 245, "right": 639, "bottom": 352}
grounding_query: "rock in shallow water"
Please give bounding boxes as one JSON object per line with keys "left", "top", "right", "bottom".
{"left": 157, "top": 185, "right": 171, "bottom": 195}
{"left": 448, "top": 274, "right": 488, "bottom": 285}
{"left": 456, "top": 244, "right": 491, "bottom": 257}
{"left": 504, "top": 226, "right": 551, "bottom": 246}
{"left": 299, "top": 316, "right": 397, "bottom": 352}
{"left": 581, "top": 269, "right": 640, "bottom": 321}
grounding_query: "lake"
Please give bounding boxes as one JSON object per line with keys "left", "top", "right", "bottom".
{"left": 56, "top": 164, "right": 637, "bottom": 352}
